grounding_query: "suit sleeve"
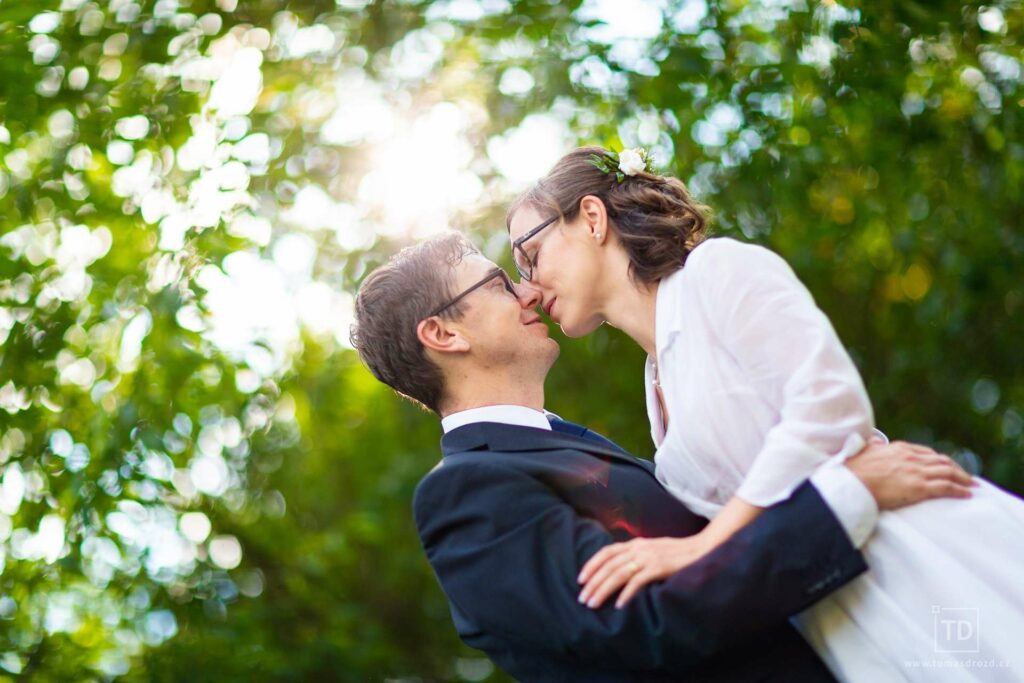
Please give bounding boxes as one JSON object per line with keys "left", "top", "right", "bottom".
{"left": 414, "top": 458, "right": 867, "bottom": 673}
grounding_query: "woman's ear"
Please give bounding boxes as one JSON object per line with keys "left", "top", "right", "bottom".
{"left": 417, "top": 317, "right": 471, "bottom": 355}
{"left": 579, "top": 195, "right": 609, "bottom": 244}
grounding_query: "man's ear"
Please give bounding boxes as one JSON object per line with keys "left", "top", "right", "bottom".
{"left": 417, "top": 317, "right": 471, "bottom": 355}
{"left": 578, "top": 195, "right": 609, "bottom": 243}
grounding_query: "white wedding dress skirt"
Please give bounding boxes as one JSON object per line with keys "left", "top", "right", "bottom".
{"left": 794, "top": 477, "right": 1024, "bottom": 682}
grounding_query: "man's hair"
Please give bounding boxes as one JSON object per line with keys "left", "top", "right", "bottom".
{"left": 350, "top": 233, "right": 477, "bottom": 414}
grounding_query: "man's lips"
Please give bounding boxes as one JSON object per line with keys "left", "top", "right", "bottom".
{"left": 524, "top": 314, "right": 544, "bottom": 326}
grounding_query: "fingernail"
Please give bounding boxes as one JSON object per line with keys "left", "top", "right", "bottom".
{"left": 587, "top": 598, "right": 598, "bottom": 608}
{"left": 577, "top": 592, "right": 587, "bottom": 604}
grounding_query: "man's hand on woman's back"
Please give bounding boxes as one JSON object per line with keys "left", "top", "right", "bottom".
{"left": 845, "top": 438, "right": 977, "bottom": 510}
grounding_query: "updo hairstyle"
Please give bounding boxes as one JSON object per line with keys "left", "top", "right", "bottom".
{"left": 507, "top": 146, "right": 710, "bottom": 285}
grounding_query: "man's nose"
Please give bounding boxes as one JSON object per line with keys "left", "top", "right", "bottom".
{"left": 515, "top": 279, "right": 543, "bottom": 310}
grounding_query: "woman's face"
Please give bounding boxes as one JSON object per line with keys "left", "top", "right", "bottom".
{"left": 508, "top": 204, "right": 607, "bottom": 337}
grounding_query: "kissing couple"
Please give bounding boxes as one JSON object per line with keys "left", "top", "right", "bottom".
{"left": 351, "top": 146, "right": 1024, "bottom": 682}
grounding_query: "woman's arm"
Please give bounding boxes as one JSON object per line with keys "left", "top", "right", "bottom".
{"left": 579, "top": 495, "right": 763, "bottom": 608}
{"left": 703, "top": 496, "right": 764, "bottom": 545}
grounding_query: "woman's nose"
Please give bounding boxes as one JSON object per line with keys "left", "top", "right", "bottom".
{"left": 514, "top": 279, "right": 543, "bottom": 309}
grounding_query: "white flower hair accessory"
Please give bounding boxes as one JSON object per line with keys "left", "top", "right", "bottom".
{"left": 587, "top": 147, "right": 653, "bottom": 182}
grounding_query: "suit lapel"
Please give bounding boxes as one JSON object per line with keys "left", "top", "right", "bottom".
{"left": 442, "top": 422, "right": 655, "bottom": 475}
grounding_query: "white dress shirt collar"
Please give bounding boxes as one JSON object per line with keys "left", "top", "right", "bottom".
{"left": 441, "top": 405, "right": 552, "bottom": 434}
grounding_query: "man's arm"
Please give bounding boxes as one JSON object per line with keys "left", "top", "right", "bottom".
{"left": 414, "top": 458, "right": 865, "bottom": 674}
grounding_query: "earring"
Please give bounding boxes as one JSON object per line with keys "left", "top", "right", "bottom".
{"left": 595, "top": 233, "right": 602, "bottom": 239}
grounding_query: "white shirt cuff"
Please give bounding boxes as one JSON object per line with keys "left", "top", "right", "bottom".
{"left": 810, "top": 460, "right": 879, "bottom": 548}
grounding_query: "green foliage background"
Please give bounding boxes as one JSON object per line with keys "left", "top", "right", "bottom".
{"left": 0, "top": 0, "right": 1021, "bottom": 679}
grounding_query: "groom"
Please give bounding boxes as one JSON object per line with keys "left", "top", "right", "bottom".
{"left": 351, "top": 234, "right": 972, "bottom": 682}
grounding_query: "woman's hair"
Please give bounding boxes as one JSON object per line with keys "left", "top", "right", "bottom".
{"left": 506, "top": 146, "right": 710, "bottom": 285}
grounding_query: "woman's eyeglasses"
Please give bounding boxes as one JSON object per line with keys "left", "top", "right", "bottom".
{"left": 511, "top": 216, "right": 557, "bottom": 281}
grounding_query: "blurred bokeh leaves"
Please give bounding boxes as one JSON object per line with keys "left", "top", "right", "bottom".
{"left": 0, "top": 0, "right": 1021, "bottom": 679}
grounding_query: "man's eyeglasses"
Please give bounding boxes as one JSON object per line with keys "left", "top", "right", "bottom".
{"left": 426, "top": 268, "right": 516, "bottom": 318}
{"left": 511, "top": 216, "right": 557, "bottom": 282}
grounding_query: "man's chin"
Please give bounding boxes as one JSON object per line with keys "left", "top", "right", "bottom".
{"left": 543, "top": 338, "right": 560, "bottom": 363}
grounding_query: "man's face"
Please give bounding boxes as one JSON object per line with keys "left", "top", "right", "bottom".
{"left": 447, "top": 253, "right": 560, "bottom": 377}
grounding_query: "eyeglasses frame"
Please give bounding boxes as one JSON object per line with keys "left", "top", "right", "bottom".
{"left": 425, "top": 267, "right": 517, "bottom": 318}
{"left": 511, "top": 215, "right": 558, "bottom": 281}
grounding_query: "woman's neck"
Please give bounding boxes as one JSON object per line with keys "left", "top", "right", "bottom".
{"left": 597, "top": 255, "right": 659, "bottom": 357}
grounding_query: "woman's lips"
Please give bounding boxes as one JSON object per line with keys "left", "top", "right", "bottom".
{"left": 544, "top": 298, "right": 557, "bottom": 318}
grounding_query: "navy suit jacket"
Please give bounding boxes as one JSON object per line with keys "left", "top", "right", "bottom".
{"left": 413, "top": 418, "right": 868, "bottom": 682}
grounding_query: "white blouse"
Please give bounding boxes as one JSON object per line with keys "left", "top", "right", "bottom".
{"left": 646, "top": 237, "right": 875, "bottom": 517}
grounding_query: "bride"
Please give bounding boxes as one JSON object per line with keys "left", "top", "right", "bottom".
{"left": 504, "top": 146, "right": 1024, "bottom": 682}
